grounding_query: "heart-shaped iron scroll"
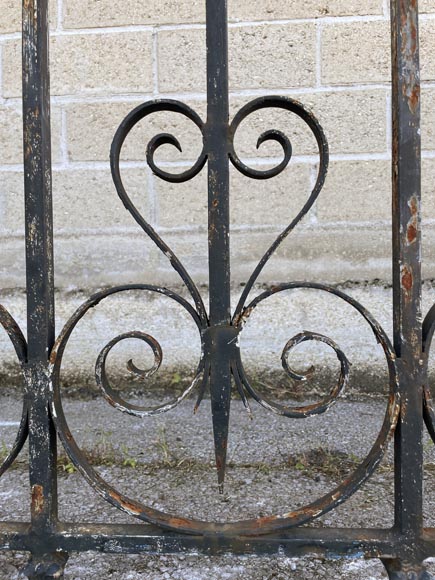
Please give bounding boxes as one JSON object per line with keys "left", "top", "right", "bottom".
{"left": 49, "top": 97, "right": 400, "bottom": 536}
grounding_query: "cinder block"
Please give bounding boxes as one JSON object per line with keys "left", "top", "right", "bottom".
{"left": 422, "top": 225, "right": 435, "bottom": 280}
{"left": 62, "top": 0, "right": 384, "bottom": 30}
{"left": 422, "top": 88, "right": 435, "bottom": 150}
{"left": 1, "top": 167, "right": 152, "bottom": 234}
{"left": 157, "top": 29, "right": 206, "bottom": 94}
{"left": 317, "top": 160, "right": 391, "bottom": 222}
{"left": 316, "top": 158, "right": 435, "bottom": 225}
{"left": 158, "top": 23, "right": 316, "bottom": 93}
{"left": 420, "top": 1, "right": 435, "bottom": 14}
{"left": 52, "top": 234, "right": 160, "bottom": 288}
{"left": 229, "top": 90, "right": 388, "bottom": 158}
{"left": 0, "top": 105, "right": 62, "bottom": 165}
{"left": 229, "top": 23, "right": 315, "bottom": 90}
{"left": 229, "top": 0, "right": 384, "bottom": 20}
{"left": 155, "top": 163, "right": 311, "bottom": 229}
{"left": 229, "top": 96, "right": 317, "bottom": 159}
{"left": 321, "top": 21, "right": 390, "bottom": 85}
{"left": 0, "top": 238, "right": 26, "bottom": 288}
{"left": 317, "top": 159, "right": 435, "bottom": 225}
{"left": 230, "top": 164, "right": 312, "bottom": 227}
{"left": 154, "top": 230, "right": 209, "bottom": 286}
{"left": 2, "top": 220, "right": 435, "bottom": 289}
{"left": 423, "top": 158, "right": 435, "bottom": 220}
{"left": 156, "top": 225, "right": 395, "bottom": 287}
{"left": 66, "top": 100, "right": 207, "bottom": 162}
{"left": 2, "top": 32, "right": 153, "bottom": 98}
{"left": 0, "top": 171, "right": 24, "bottom": 235}
{"left": 52, "top": 168, "right": 151, "bottom": 232}
{"left": 0, "top": 108, "right": 26, "bottom": 165}
{"left": 155, "top": 170, "right": 207, "bottom": 229}
{"left": 63, "top": 0, "right": 205, "bottom": 29}
{"left": 235, "top": 225, "right": 393, "bottom": 285}
{"left": 0, "top": 0, "right": 22, "bottom": 34}
{"left": 0, "top": 0, "right": 57, "bottom": 34}
{"left": 65, "top": 90, "right": 386, "bottom": 165}
{"left": 421, "top": 20, "right": 435, "bottom": 82}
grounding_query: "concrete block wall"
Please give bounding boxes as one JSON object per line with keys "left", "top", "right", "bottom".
{"left": 1, "top": 1, "right": 435, "bottom": 289}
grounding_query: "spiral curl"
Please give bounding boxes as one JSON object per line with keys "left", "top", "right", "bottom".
{"left": 0, "top": 305, "right": 28, "bottom": 476}
{"left": 95, "top": 330, "right": 204, "bottom": 417}
{"left": 422, "top": 303, "right": 435, "bottom": 442}
{"left": 231, "top": 97, "right": 329, "bottom": 318}
{"left": 233, "top": 283, "right": 398, "bottom": 425}
{"left": 45, "top": 91, "right": 401, "bottom": 535}
{"left": 111, "top": 100, "right": 208, "bottom": 325}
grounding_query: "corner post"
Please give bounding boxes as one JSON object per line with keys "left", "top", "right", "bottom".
{"left": 22, "top": 0, "right": 66, "bottom": 577}
{"left": 390, "top": 1, "right": 428, "bottom": 576}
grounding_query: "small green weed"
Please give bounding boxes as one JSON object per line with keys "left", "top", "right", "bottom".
{"left": 287, "top": 447, "right": 361, "bottom": 480}
{"left": 57, "top": 431, "right": 139, "bottom": 473}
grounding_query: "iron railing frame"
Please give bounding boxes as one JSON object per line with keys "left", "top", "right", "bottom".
{"left": 0, "top": 0, "right": 433, "bottom": 578}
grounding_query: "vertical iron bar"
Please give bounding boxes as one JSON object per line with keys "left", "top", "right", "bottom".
{"left": 206, "top": 0, "right": 230, "bottom": 326}
{"left": 205, "top": 0, "right": 232, "bottom": 491}
{"left": 391, "top": 0, "right": 423, "bottom": 537}
{"left": 22, "top": 0, "right": 58, "bottom": 532}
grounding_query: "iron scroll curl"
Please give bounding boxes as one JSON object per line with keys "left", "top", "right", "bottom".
{"left": 110, "top": 99, "right": 209, "bottom": 326}
{"left": 51, "top": 285, "right": 207, "bottom": 418}
{"left": 421, "top": 304, "right": 435, "bottom": 441}
{"left": 1, "top": 0, "right": 427, "bottom": 576}
{"left": 48, "top": 96, "right": 401, "bottom": 536}
{"left": 229, "top": 96, "right": 330, "bottom": 318}
{"left": 0, "top": 306, "right": 28, "bottom": 476}
{"left": 49, "top": 293, "right": 401, "bottom": 536}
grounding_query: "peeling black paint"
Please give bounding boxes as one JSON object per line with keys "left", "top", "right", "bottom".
{"left": 2, "top": 0, "right": 434, "bottom": 579}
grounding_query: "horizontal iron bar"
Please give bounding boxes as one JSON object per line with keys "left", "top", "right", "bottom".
{"left": 0, "top": 522, "right": 428, "bottom": 559}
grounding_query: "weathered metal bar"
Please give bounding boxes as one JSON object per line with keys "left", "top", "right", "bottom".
{"left": 0, "top": 523, "right": 431, "bottom": 569}
{"left": 205, "top": 0, "right": 232, "bottom": 492}
{"left": 0, "top": 0, "right": 432, "bottom": 576}
{"left": 0, "top": 522, "right": 402, "bottom": 559}
{"left": 206, "top": 0, "right": 230, "bottom": 326}
{"left": 390, "top": 0, "right": 424, "bottom": 553}
{"left": 22, "top": 0, "right": 58, "bottom": 547}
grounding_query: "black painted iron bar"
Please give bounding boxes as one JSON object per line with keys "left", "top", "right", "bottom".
{"left": 205, "top": 0, "right": 232, "bottom": 492}
{"left": 0, "top": 522, "right": 402, "bottom": 559}
{"left": 390, "top": 0, "right": 424, "bottom": 542}
{"left": 0, "top": 0, "right": 431, "bottom": 576}
{"left": 206, "top": 0, "right": 231, "bottom": 326}
{"left": 22, "top": 0, "right": 58, "bottom": 538}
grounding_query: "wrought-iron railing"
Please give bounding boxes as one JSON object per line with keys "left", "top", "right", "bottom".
{"left": 0, "top": 0, "right": 434, "bottom": 578}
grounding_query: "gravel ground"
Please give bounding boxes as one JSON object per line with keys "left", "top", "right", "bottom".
{"left": 0, "top": 394, "right": 434, "bottom": 578}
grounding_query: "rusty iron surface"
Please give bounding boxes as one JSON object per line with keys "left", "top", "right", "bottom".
{"left": 0, "top": 0, "right": 433, "bottom": 578}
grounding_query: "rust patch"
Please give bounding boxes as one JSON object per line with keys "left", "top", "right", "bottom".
{"left": 31, "top": 484, "right": 44, "bottom": 516}
{"left": 167, "top": 516, "right": 196, "bottom": 529}
{"left": 407, "top": 195, "right": 419, "bottom": 244}
{"left": 108, "top": 490, "right": 141, "bottom": 516}
{"left": 407, "top": 85, "right": 420, "bottom": 115}
{"left": 401, "top": 265, "right": 413, "bottom": 295}
{"left": 398, "top": 0, "right": 420, "bottom": 114}
{"left": 49, "top": 348, "right": 57, "bottom": 365}
{"left": 407, "top": 222, "right": 417, "bottom": 244}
